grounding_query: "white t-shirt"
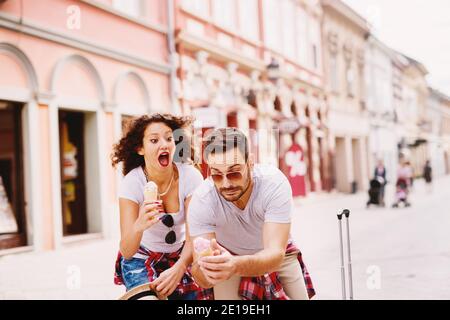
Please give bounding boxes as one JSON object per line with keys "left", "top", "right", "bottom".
{"left": 119, "top": 162, "right": 204, "bottom": 257}
{"left": 188, "top": 164, "right": 293, "bottom": 256}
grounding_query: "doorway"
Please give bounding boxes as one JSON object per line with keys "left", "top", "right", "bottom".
{"left": 58, "top": 110, "right": 88, "bottom": 236}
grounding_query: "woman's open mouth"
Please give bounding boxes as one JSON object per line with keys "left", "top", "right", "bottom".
{"left": 158, "top": 152, "right": 170, "bottom": 167}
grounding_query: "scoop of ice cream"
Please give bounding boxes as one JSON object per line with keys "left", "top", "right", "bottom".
{"left": 144, "top": 181, "right": 158, "bottom": 192}
{"left": 193, "top": 237, "right": 212, "bottom": 253}
{"left": 144, "top": 181, "right": 158, "bottom": 202}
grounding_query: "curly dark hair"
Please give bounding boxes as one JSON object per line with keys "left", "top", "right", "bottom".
{"left": 111, "top": 113, "right": 197, "bottom": 176}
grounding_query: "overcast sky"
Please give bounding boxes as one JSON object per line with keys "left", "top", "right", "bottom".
{"left": 343, "top": 0, "right": 450, "bottom": 94}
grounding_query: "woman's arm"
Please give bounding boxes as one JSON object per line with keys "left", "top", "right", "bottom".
{"left": 175, "top": 196, "right": 195, "bottom": 270}
{"left": 119, "top": 198, "right": 160, "bottom": 259}
{"left": 151, "top": 196, "right": 199, "bottom": 297}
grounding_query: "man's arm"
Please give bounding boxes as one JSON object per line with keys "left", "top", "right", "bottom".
{"left": 190, "top": 233, "right": 218, "bottom": 288}
{"left": 234, "top": 222, "right": 290, "bottom": 276}
{"left": 198, "top": 222, "right": 290, "bottom": 284}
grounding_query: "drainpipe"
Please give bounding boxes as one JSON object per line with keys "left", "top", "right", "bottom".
{"left": 167, "top": 0, "right": 180, "bottom": 115}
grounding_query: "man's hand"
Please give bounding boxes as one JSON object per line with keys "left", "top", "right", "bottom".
{"left": 197, "top": 239, "right": 237, "bottom": 286}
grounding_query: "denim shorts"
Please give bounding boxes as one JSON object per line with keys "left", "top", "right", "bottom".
{"left": 120, "top": 257, "right": 197, "bottom": 300}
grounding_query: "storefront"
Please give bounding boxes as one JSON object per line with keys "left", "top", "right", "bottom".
{"left": 0, "top": 42, "right": 42, "bottom": 253}
{"left": 0, "top": 22, "right": 168, "bottom": 253}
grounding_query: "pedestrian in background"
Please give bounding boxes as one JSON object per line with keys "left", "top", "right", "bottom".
{"left": 374, "top": 159, "right": 387, "bottom": 203}
{"left": 393, "top": 160, "right": 412, "bottom": 208}
{"left": 423, "top": 160, "right": 433, "bottom": 193}
{"left": 405, "top": 161, "right": 414, "bottom": 191}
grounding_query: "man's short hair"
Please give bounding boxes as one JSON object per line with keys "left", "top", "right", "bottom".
{"left": 203, "top": 128, "right": 249, "bottom": 163}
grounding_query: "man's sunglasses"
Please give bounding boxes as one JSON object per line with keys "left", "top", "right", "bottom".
{"left": 209, "top": 164, "right": 248, "bottom": 184}
{"left": 160, "top": 214, "right": 176, "bottom": 244}
{"left": 209, "top": 171, "right": 244, "bottom": 184}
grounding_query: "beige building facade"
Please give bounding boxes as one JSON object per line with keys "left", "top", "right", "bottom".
{"left": 322, "top": 0, "right": 370, "bottom": 193}
{"left": 175, "top": 0, "right": 331, "bottom": 194}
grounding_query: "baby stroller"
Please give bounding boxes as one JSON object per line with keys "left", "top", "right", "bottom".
{"left": 392, "top": 177, "right": 411, "bottom": 208}
{"left": 366, "top": 177, "right": 385, "bottom": 208}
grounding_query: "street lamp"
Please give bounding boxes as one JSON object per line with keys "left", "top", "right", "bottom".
{"left": 266, "top": 58, "right": 280, "bottom": 83}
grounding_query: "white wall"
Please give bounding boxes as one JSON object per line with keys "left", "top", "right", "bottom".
{"left": 84, "top": 112, "right": 103, "bottom": 234}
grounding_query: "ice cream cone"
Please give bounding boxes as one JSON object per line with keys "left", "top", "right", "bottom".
{"left": 194, "top": 237, "right": 213, "bottom": 258}
{"left": 144, "top": 181, "right": 159, "bottom": 220}
{"left": 144, "top": 181, "right": 158, "bottom": 202}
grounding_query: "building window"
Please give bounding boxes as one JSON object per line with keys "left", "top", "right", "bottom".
{"left": 213, "top": 0, "right": 236, "bottom": 30}
{"left": 346, "top": 64, "right": 355, "bottom": 97}
{"left": 312, "top": 45, "right": 318, "bottom": 69}
{"left": 263, "top": 0, "right": 281, "bottom": 50}
{"left": 182, "top": 0, "right": 210, "bottom": 18}
{"left": 296, "top": 6, "right": 308, "bottom": 66}
{"left": 291, "top": 102, "right": 298, "bottom": 116}
{"left": 238, "top": 0, "right": 259, "bottom": 40}
{"left": 113, "top": 0, "right": 143, "bottom": 18}
{"left": 247, "top": 90, "right": 258, "bottom": 108}
{"left": 309, "top": 17, "right": 322, "bottom": 71}
{"left": 0, "top": 102, "right": 26, "bottom": 249}
{"left": 282, "top": 0, "right": 296, "bottom": 59}
{"left": 59, "top": 111, "right": 88, "bottom": 236}
{"left": 274, "top": 96, "right": 282, "bottom": 113}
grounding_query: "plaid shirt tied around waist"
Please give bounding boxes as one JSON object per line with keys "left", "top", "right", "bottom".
{"left": 114, "top": 245, "right": 213, "bottom": 300}
{"left": 238, "top": 242, "right": 315, "bottom": 300}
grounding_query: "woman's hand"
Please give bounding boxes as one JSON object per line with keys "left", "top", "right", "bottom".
{"left": 152, "top": 262, "right": 186, "bottom": 299}
{"left": 132, "top": 200, "right": 164, "bottom": 234}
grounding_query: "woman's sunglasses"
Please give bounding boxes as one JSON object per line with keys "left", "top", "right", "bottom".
{"left": 160, "top": 214, "right": 176, "bottom": 244}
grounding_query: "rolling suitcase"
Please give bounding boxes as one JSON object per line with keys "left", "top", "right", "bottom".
{"left": 337, "top": 209, "right": 354, "bottom": 300}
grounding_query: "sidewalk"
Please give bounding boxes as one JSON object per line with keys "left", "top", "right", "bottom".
{"left": 290, "top": 175, "right": 450, "bottom": 299}
{"left": 0, "top": 239, "right": 124, "bottom": 299}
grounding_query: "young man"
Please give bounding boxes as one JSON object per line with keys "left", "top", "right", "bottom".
{"left": 188, "top": 128, "right": 315, "bottom": 300}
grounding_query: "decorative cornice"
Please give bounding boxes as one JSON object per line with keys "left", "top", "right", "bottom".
{"left": 177, "top": 31, "right": 266, "bottom": 72}
{"left": 322, "top": 0, "right": 370, "bottom": 34}
{"left": 0, "top": 11, "right": 171, "bottom": 75}
{"left": 81, "top": 0, "right": 168, "bottom": 34}
{"left": 35, "top": 91, "right": 56, "bottom": 105}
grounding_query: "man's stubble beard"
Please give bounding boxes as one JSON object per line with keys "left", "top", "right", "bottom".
{"left": 218, "top": 168, "right": 252, "bottom": 202}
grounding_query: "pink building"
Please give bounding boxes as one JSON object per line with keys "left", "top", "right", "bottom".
{"left": 174, "top": 0, "right": 330, "bottom": 191}
{"left": 0, "top": 0, "right": 171, "bottom": 252}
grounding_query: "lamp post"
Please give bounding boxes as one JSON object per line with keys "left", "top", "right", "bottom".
{"left": 266, "top": 58, "right": 284, "bottom": 170}
{"left": 266, "top": 58, "right": 280, "bottom": 84}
